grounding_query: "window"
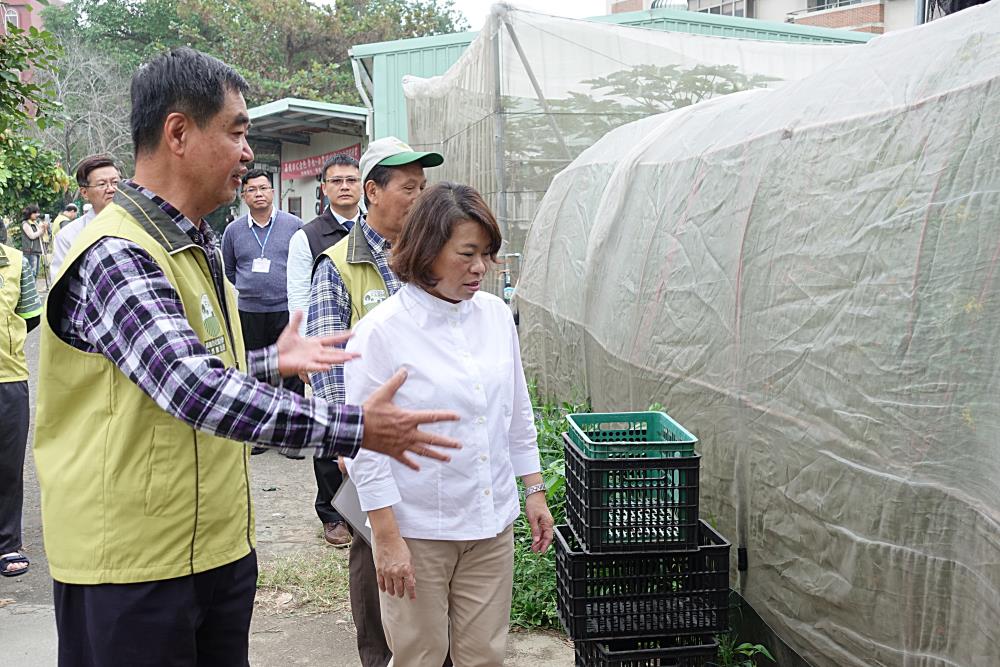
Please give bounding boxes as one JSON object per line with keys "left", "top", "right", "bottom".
{"left": 687, "top": 0, "right": 747, "bottom": 16}
{"left": 287, "top": 196, "right": 302, "bottom": 220}
{"left": 4, "top": 7, "right": 20, "bottom": 31}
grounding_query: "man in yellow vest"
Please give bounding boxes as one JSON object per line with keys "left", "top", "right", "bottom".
{"left": 50, "top": 203, "right": 78, "bottom": 240}
{"left": 0, "top": 242, "right": 42, "bottom": 578}
{"left": 34, "top": 48, "right": 460, "bottom": 667}
{"left": 307, "top": 137, "right": 445, "bottom": 667}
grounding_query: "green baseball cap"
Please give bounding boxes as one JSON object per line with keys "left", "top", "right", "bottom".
{"left": 360, "top": 136, "right": 444, "bottom": 184}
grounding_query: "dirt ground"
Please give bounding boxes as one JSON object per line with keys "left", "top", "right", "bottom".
{"left": 1, "top": 327, "right": 574, "bottom": 666}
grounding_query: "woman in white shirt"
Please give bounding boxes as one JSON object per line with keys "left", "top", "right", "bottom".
{"left": 345, "top": 182, "right": 553, "bottom": 667}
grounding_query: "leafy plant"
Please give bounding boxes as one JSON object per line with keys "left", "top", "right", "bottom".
{"left": 714, "top": 632, "right": 776, "bottom": 667}
{"left": 509, "top": 382, "right": 587, "bottom": 629}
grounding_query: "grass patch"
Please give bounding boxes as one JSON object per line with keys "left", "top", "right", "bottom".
{"left": 256, "top": 550, "right": 351, "bottom": 615}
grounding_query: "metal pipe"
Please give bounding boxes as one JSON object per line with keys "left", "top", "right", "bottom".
{"left": 351, "top": 57, "right": 376, "bottom": 140}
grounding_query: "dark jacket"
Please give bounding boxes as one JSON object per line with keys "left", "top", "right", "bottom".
{"left": 302, "top": 208, "right": 350, "bottom": 261}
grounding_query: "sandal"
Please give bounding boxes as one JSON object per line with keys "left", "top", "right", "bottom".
{"left": 0, "top": 552, "right": 29, "bottom": 577}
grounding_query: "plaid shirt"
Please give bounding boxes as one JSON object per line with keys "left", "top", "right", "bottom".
{"left": 307, "top": 217, "right": 401, "bottom": 406}
{"left": 53, "top": 180, "right": 363, "bottom": 458}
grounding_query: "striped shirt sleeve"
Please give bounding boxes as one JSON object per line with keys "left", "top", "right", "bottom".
{"left": 16, "top": 256, "right": 42, "bottom": 319}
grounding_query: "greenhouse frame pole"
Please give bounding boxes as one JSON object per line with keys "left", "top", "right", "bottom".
{"left": 492, "top": 24, "right": 509, "bottom": 233}
{"left": 501, "top": 16, "right": 572, "bottom": 160}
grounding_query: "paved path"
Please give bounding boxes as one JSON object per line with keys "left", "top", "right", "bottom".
{"left": 0, "top": 326, "right": 573, "bottom": 666}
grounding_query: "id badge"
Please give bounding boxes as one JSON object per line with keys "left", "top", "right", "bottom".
{"left": 252, "top": 257, "right": 271, "bottom": 273}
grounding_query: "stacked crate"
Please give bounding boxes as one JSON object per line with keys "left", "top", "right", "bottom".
{"left": 556, "top": 412, "right": 730, "bottom": 667}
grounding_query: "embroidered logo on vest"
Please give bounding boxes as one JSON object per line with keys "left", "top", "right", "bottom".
{"left": 362, "top": 288, "right": 387, "bottom": 309}
{"left": 200, "top": 293, "right": 227, "bottom": 356}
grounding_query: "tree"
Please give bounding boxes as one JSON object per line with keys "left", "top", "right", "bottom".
{"left": 0, "top": 19, "right": 71, "bottom": 226}
{"left": 0, "top": 22, "right": 62, "bottom": 132}
{"left": 0, "top": 131, "right": 71, "bottom": 228}
{"left": 34, "top": 42, "right": 133, "bottom": 175}
{"left": 43, "top": 0, "right": 469, "bottom": 106}
{"left": 42, "top": 0, "right": 185, "bottom": 73}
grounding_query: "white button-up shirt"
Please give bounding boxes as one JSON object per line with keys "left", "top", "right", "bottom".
{"left": 345, "top": 283, "right": 540, "bottom": 541}
{"left": 286, "top": 207, "right": 361, "bottom": 335}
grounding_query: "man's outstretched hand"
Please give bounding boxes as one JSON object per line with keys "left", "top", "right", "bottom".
{"left": 276, "top": 311, "right": 359, "bottom": 378}
{"left": 362, "top": 369, "right": 461, "bottom": 470}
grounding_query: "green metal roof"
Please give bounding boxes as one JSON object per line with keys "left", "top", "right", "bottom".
{"left": 248, "top": 97, "right": 367, "bottom": 145}
{"left": 350, "top": 30, "right": 478, "bottom": 58}
{"left": 351, "top": 9, "right": 873, "bottom": 141}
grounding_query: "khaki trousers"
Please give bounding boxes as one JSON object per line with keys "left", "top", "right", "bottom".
{"left": 381, "top": 524, "right": 514, "bottom": 667}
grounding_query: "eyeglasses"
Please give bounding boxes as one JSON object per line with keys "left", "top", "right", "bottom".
{"left": 244, "top": 186, "right": 273, "bottom": 195}
{"left": 323, "top": 177, "right": 360, "bottom": 186}
{"left": 82, "top": 179, "right": 120, "bottom": 191}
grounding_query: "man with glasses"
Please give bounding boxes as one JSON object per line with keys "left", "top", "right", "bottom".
{"left": 221, "top": 169, "right": 305, "bottom": 453}
{"left": 51, "top": 155, "right": 121, "bottom": 277}
{"left": 286, "top": 153, "right": 363, "bottom": 546}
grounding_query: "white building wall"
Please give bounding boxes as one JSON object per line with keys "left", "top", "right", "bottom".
{"left": 883, "top": 0, "right": 917, "bottom": 31}
{"left": 239, "top": 132, "right": 363, "bottom": 223}
{"left": 754, "top": 0, "right": 805, "bottom": 21}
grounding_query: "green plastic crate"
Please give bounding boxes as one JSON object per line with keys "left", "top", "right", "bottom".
{"left": 566, "top": 411, "right": 697, "bottom": 459}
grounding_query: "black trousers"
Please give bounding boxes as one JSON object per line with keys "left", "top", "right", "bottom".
{"left": 53, "top": 551, "right": 258, "bottom": 667}
{"left": 238, "top": 309, "right": 303, "bottom": 394}
{"left": 241, "top": 309, "right": 343, "bottom": 521}
{"left": 0, "top": 381, "right": 29, "bottom": 554}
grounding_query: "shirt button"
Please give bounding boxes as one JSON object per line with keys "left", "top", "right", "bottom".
{"left": 480, "top": 454, "right": 488, "bottom": 462}
{"left": 484, "top": 489, "right": 491, "bottom": 496}
{"left": 474, "top": 384, "right": 482, "bottom": 392}
{"left": 476, "top": 416, "right": 486, "bottom": 424}
{"left": 450, "top": 321, "right": 458, "bottom": 328}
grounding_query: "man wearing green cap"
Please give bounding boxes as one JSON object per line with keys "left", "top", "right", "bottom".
{"left": 307, "top": 137, "right": 444, "bottom": 667}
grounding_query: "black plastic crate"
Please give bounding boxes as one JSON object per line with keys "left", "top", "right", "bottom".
{"left": 575, "top": 635, "right": 720, "bottom": 667}
{"left": 556, "top": 522, "right": 730, "bottom": 641}
{"left": 564, "top": 433, "right": 700, "bottom": 552}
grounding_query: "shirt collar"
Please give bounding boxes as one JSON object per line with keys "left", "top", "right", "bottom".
{"left": 329, "top": 206, "right": 361, "bottom": 226}
{"left": 247, "top": 209, "right": 275, "bottom": 228}
{"left": 358, "top": 217, "right": 390, "bottom": 254}
{"left": 125, "top": 179, "right": 216, "bottom": 250}
{"left": 400, "top": 283, "right": 475, "bottom": 326}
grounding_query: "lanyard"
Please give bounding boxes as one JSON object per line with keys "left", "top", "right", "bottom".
{"left": 250, "top": 219, "right": 273, "bottom": 258}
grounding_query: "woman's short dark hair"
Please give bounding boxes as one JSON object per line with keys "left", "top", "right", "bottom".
{"left": 391, "top": 182, "right": 502, "bottom": 290}
{"left": 22, "top": 204, "right": 39, "bottom": 220}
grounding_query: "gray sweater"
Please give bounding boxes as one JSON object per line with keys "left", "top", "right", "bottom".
{"left": 221, "top": 210, "right": 303, "bottom": 312}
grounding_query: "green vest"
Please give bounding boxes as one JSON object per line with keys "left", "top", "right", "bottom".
{"left": 0, "top": 244, "right": 28, "bottom": 382}
{"left": 34, "top": 185, "right": 254, "bottom": 585}
{"left": 319, "top": 222, "right": 390, "bottom": 327}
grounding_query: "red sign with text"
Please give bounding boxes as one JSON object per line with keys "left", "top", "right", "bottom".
{"left": 281, "top": 143, "right": 362, "bottom": 180}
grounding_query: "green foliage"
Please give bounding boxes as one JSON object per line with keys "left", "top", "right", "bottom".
{"left": 0, "top": 131, "right": 72, "bottom": 223}
{"left": 42, "top": 0, "right": 469, "bottom": 107}
{"left": 42, "top": 0, "right": 187, "bottom": 73}
{"left": 510, "top": 383, "right": 588, "bottom": 629}
{"left": 0, "top": 22, "right": 62, "bottom": 132}
{"left": 714, "top": 633, "right": 776, "bottom": 667}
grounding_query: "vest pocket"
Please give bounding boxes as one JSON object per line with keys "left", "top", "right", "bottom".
{"left": 144, "top": 426, "right": 175, "bottom": 516}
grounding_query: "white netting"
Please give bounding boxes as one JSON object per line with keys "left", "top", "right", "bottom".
{"left": 515, "top": 3, "right": 1000, "bottom": 666}
{"left": 403, "top": 5, "right": 857, "bottom": 294}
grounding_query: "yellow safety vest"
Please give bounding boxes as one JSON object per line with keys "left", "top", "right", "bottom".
{"left": 0, "top": 244, "right": 29, "bottom": 382}
{"left": 318, "top": 222, "right": 391, "bottom": 328}
{"left": 34, "top": 185, "right": 254, "bottom": 584}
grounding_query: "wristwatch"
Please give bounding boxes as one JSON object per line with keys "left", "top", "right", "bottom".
{"left": 523, "top": 482, "right": 546, "bottom": 498}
